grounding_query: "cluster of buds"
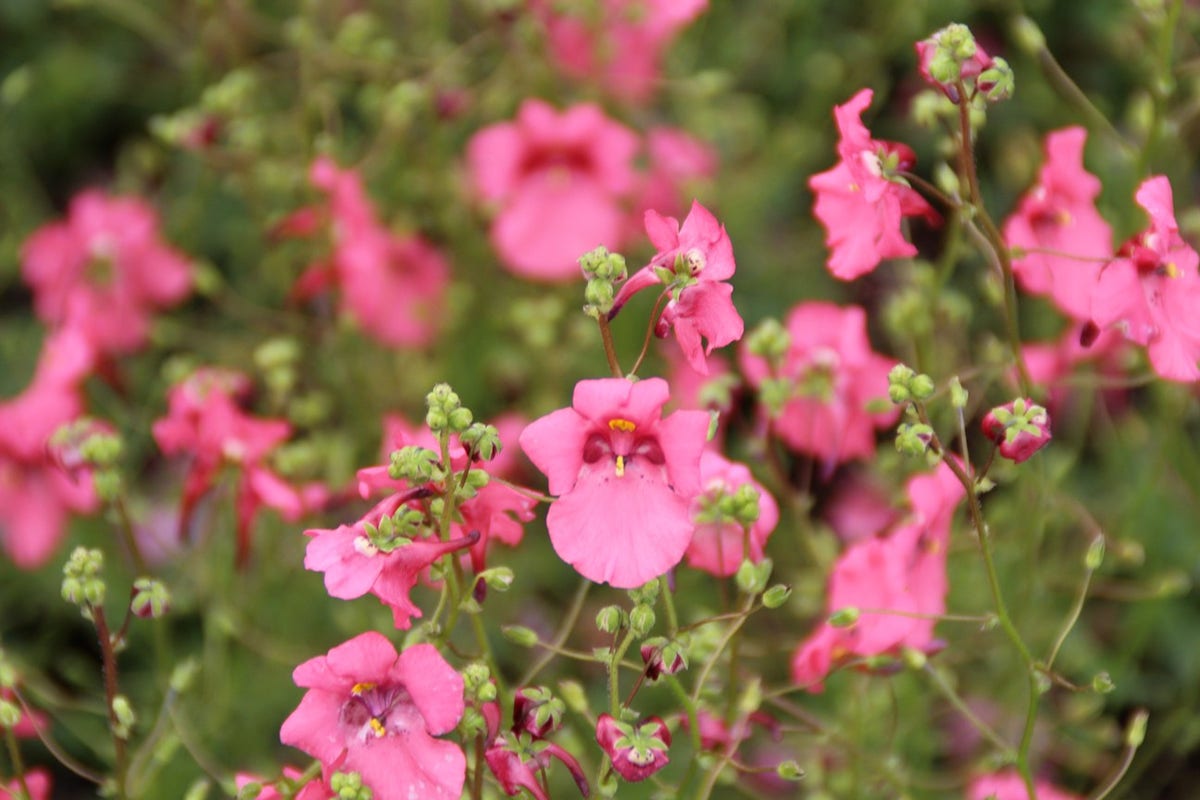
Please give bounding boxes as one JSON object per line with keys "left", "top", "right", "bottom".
{"left": 49, "top": 418, "right": 122, "bottom": 503}
{"left": 482, "top": 684, "right": 588, "bottom": 800}
{"left": 61, "top": 546, "right": 106, "bottom": 608}
{"left": 916, "top": 23, "right": 1014, "bottom": 104}
{"left": 579, "top": 246, "right": 628, "bottom": 318}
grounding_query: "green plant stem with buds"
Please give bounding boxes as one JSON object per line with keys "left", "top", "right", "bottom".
{"left": 3, "top": 724, "right": 31, "bottom": 800}
{"left": 608, "top": 629, "right": 638, "bottom": 717}
{"left": 519, "top": 579, "right": 590, "bottom": 686}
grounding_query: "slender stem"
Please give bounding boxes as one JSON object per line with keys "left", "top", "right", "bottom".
{"left": 628, "top": 290, "right": 671, "bottom": 377}
{"left": 1087, "top": 711, "right": 1148, "bottom": 800}
{"left": 3, "top": 725, "right": 30, "bottom": 799}
{"left": 1045, "top": 561, "right": 1096, "bottom": 670}
{"left": 608, "top": 630, "right": 638, "bottom": 716}
{"left": 596, "top": 317, "right": 624, "bottom": 378}
{"left": 900, "top": 170, "right": 960, "bottom": 211}
{"left": 658, "top": 575, "right": 679, "bottom": 636}
{"left": 113, "top": 497, "right": 148, "bottom": 577}
{"left": 9, "top": 690, "right": 105, "bottom": 785}
{"left": 922, "top": 663, "right": 1015, "bottom": 758}
{"left": 471, "top": 735, "right": 485, "bottom": 800}
{"left": 690, "top": 595, "right": 756, "bottom": 708}
{"left": 90, "top": 606, "right": 129, "bottom": 800}
{"left": 519, "top": 579, "right": 590, "bottom": 686}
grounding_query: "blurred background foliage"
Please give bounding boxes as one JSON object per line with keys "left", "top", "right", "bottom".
{"left": 3, "top": 0, "right": 1200, "bottom": 798}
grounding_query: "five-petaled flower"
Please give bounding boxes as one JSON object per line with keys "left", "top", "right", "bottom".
{"left": 280, "top": 632, "right": 466, "bottom": 800}
{"left": 519, "top": 378, "right": 709, "bottom": 588}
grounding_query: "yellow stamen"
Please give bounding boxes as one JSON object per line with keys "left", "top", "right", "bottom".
{"left": 351, "top": 682, "right": 375, "bottom": 695}
{"left": 369, "top": 717, "right": 386, "bottom": 737}
{"left": 615, "top": 455, "right": 625, "bottom": 477}
{"left": 608, "top": 418, "right": 636, "bottom": 432}
{"left": 1164, "top": 261, "right": 1180, "bottom": 278}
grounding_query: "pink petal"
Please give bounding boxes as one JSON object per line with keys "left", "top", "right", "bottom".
{"left": 394, "top": 644, "right": 465, "bottom": 736}
{"left": 279, "top": 689, "right": 349, "bottom": 765}
{"left": 519, "top": 408, "right": 589, "bottom": 497}
{"left": 304, "top": 526, "right": 384, "bottom": 600}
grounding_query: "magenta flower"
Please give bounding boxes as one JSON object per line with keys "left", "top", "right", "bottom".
{"left": 611, "top": 201, "right": 743, "bottom": 374}
{"left": 684, "top": 450, "right": 779, "bottom": 577}
{"left": 1088, "top": 175, "right": 1200, "bottom": 381}
{"left": 2, "top": 768, "right": 51, "bottom": 800}
{"left": 152, "top": 368, "right": 319, "bottom": 564}
{"left": 304, "top": 489, "right": 479, "bottom": 629}
{"left": 809, "top": 89, "right": 938, "bottom": 280}
{"left": 485, "top": 734, "right": 589, "bottom": 800}
{"left": 1004, "top": 127, "right": 1112, "bottom": 321}
{"left": 235, "top": 767, "right": 331, "bottom": 800}
{"left": 466, "top": 99, "right": 639, "bottom": 280}
{"left": 295, "top": 157, "right": 448, "bottom": 347}
{"left": 968, "top": 770, "right": 1081, "bottom": 800}
{"left": 0, "top": 329, "right": 98, "bottom": 569}
{"left": 740, "top": 302, "right": 898, "bottom": 467}
{"left": 519, "top": 378, "right": 709, "bottom": 588}
{"left": 595, "top": 713, "right": 671, "bottom": 782}
{"left": 21, "top": 189, "right": 192, "bottom": 357}
{"left": 532, "top": 0, "right": 708, "bottom": 103}
{"left": 982, "top": 398, "right": 1052, "bottom": 464}
{"left": 280, "top": 633, "right": 466, "bottom": 800}
{"left": 792, "top": 463, "right": 963, "bottom": 691}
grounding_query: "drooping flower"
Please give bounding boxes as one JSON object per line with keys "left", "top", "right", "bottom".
{"left": 531, "top": 0, "right": 708, "bottom": 103}
{"left": 792, "top": 462, "right": 964, "bottom": 691}
{"left": 152, "top": 368, "right": 322, "bottom": 564}
{"left": 280, "top": 633, "right": 466, "bottom": 800}
{"left": 466, "top": 99, "right": 639, "bottom": 280}
{"left": 289, "top": 157, "right": 448, "bottom": 347}
{"left": 684, "top": 450, "right": 778, "bottom": 576}
{"left": 595, "top": 713, "right": 671, "bottom": 782}
{"left": 740, "top": 302, "right": 898, "bottom": 467}
{"left": 611, "top": 201, "right": 743, "bottom": 374}
{"left": 519, "top": 378, "right": 709, "bottom": 587}
{"left": 1004, "top": 127, "right": 1112, "bottom": 321}
{"left": 1088, "top": 175, "right": 1200, "bottom": 382}
{"left": 0, "top": 329, "right": 99, "bottom": 569}
{"left": 981, "top": 398, "right": 1052, "bottom": 463}
{"left": 809, "top": 89, "right": 938, "bottom": 281}
{"left": 21, "top": 189, "right": 193, "bottom": 357}
{"left": 967, "top": 770, "right": 1081, "bottom": 800}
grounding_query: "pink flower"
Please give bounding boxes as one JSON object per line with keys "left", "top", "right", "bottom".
{"left": 296, "top": 157, "right": 448, "bottom": 347}
{"left": 821, "top": 470, "right": 900, "bottom": 544}
{"left": 152, "top": 368, "right": 318, "bottom": 564}
{"left": 280, "top": 633, "right": 466, "bottom": 800}
{"left": 967, "top": 770, "right": 1081, "bottom": 800}
{"left": 792, "top": 463, "right": 963, "bottom": 691}
{"left": 235, "top": 767, "right": 332, "bottom": 800}
{"left": 740, "top": 302, "right": 899, "bottom": 467}
{"left": 519, "top": 378, "right": 709, "bottom": 587}
{"left": 304, "top": 489, "right": 480, "bottom": 629}
{"left": 532, "top": 0, "right": 708, "bottom": 103}
{"left": 684, "top": 451, "right": 778, "bottom": 576}
{"left": 0, "top": 688, "right": 48, "bottom": 739}
{"left": 466, "top": 99, "right": 639, "bottom": 280}
{"left": 595, "top": 713, "right": 671, "bottom": 782}
{"left": 982, "top": 398, "right": 1052, "bottom": 463}
{"left": 21, "top": 189, "right": 192, "bottom": 357}
{"left": 1089, "top": 175, "right": 1200, "bottom": 381}
{"left": 2, "top": 768, "right": 51, "bottom": 800}
{"left": 0, "top": 329, "right": 99, "bottom": 568}
{"left": 485, "top": 734, "right": 589, "bottom": 800}
{"left": 809, "top": 89, "right": 938, "bottom": 280}
{"left": 1004, "top": 127, "right": 1112, "bottom": 321}
{"left": 611, "top": 201, "right": 743, "bottom": 374}
{"left": 1022, "top": 324, "right": 1130, "bottom": 413}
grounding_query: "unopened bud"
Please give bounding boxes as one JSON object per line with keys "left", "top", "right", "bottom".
{"left": 629, "top": 604, "right": 656, "bottom": 637}
{"left": 828, "top": 607, "right": 860, "bottom": 627}
{"left": 776, "top": 760, "right": 805, "bottom": 781}
{"left": 762, "top": 584, "right": 792, "bottom": 609}
{"left": 1085, "top": 536, "right": 1106, "bottom": 571}
{"left": 502, "top": 625, "right": 539, "bottom": 647}
{"left": 595, "top": 606, "right": 627, "bottom": 634}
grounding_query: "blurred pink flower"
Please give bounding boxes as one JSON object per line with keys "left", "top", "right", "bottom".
{"left": 684, "top": 451, "right": 778, "bottom": 576}
{"left": 967, "top": 770, "right": 1081, "bottom": 800}
{"left": 1021, "top": 324, "right": 1129, "bottom": 413}
{"left": 234, "top": 767, "right": 332, "bottom": 800}
{"left": 2, "top": 767, "right": 51, "bottom": 800}
{"left": 631, "top": 127, "right": 718, "bottom": 229}
{"left": 821, "top": 469, "right": 900, "bottom": 544}
{"left": 519, "top": 378, "right": 709, "bottom": 587}
{"left": 740, "top": 302, "right": 898, "bottom": 467}
{"left": 1004, "top": 127, "right": 1112, "bottom": 321}
{"left": 152, "top": 368, "right": 321, "bottom": 564}
{"left": 809, "top": 89, "right": 938, "bottom": 280}
{"left": 467, "top": 99, "right": 639, "bottom": 280}
{"left": 0, "top": 329, "right": 98, "bottom": 568}
{"left": 1089, "top": 175, "right": 1200, "bottom": 382}
{"left": 532, "top": 0, "right": 708, "bottom": 103}
{"left": 280, "top": 633, "right": 465, "bottom": 800}
{"left": 21, "top": 189, "right": 192, "bottom": 357}
{"left": 792, "top": 462, "right": 963, "bottom": 691}
{"left": 297, "top": 157, "right": 448, "bottom": 347}
{"left": 612, "top": 201, "right": 743, "bottom": 374}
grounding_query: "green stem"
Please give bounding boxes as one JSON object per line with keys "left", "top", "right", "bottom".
{"left": 90, "top": 606, "right": 129, "bottom": 800}
{"left": 628, "top": 290, "right": 671, "bottom": 377}
{"left": 519, "top": 579, "right": 591, "bottom": 686}
{"left": 658, "top": 575, "right": 679, "bottom": 636}
{"left": 922, "top": 663, "right": 1016, "bottom": 758}
{"left": 608, "top": 631, "right": 638, "bottom": 717}
{"left": 596, "top": 317, "right": 624, "bottom": 378}
{"left": 3, "top": 725, "right": 30, "bottom": 799}
{"left": 1045, "top": 560, "right": 1096, "bottom": 670}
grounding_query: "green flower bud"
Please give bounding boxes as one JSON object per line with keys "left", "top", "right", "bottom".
{"left": 462, "top": 662, "right": 491, "bottom": 693}
{"left": 330, "top": 770, "right": 373, "bottom": 800}
{"left": 888, "top": 383, "right": 911, "bottom": 404}
{"left": 62, "top": 547, "right": 105, "bottom": 607}
{"left": 909, "top": 374, "right": 936, "bottom": 402}
{"left": 479, "top": 567, "right": 514, "bottom": 591}
{"left": 182, "top": 778, "right": 212, "bottom": 800}
{"left": 0, "top": 698, "right": 21, "bottom": 729}
{"left": 901, "top": 647, "right": 927, "bottom": 670}
{"left": 112, "top": 694, "right": 136, "bottom": 738}
{"left": 949, "top": 377, "right": 969, "bottom": 410}
{"left": 1125, "top": 710, "right": 1149, "bottom": 748}
{"left": 170, "top": 658, "right": 200, "bottom": 693}
{"left": 745, "top": 318, "right": 791, "bottom": 363}
{"left": 94, "top": 469, "right": 123, "bottom": 504}
{"left": 776, "top": 760, "right": 806, "bottom": 781}
{"left": 131, "top": 578, "right": 171, "bottom": 619}
{"left": 762, "top": 584, "right": 792, "bottom": 609}
{"left": 735, "top": 558, "right": 772, "bottom": 596}
{"left": 1092, "top": 671, "right": 1115, "bottom": 694}
{"left": 828, "top": 607, "right": 860, "bottom": 627}
{"left": 557, "top": 679, "right": 589, "bottom": 715}
{"left": 502, "top": 625, "right": 539, "bottom": 647}
{"left": 1085, "top": 536, "right": 1106, "bottom": 571}
{"left": 460, "top": 423, "right": 502, "bottom": 462}
{"left": 629, "top": 604, "right": 656, "bottom": 637}
{"left": 236, "top": 782, "right": 264, "bottom": 800}
{"left": 595, "top": 605, "right": 627, "bottom": 634}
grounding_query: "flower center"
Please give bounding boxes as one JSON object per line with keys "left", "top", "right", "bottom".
{"left": 340, "top": 682, "right": 417, "bottom": 742}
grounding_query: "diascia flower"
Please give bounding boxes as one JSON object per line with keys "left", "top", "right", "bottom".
{"left": 21, "top": 189, "right": 193, "bottom": 357}
{"left": 466, "top": 99, "right": 639, "bottom": 280}
{"left": 809, "top": 89, "right": 938, "bottom": 281}
{"left": 611, "top": 201, "right": 743, "bottom": 375}
{"left": 0, "top": 329, "right": 98, "bottom": 569}
{"left": 792, "top": 463, "right": 963, "bottom": 691}
{"left": 280, "top": 632, "right": 466, "bottom": 800}
{"left": 684, "top": 451, "right": 779, "bottom": 577}
{"left": 1004, "top": 127, "right": 1112, "bottom": 321}
{"left": 519, "top": 378, "right": 709, "bottom": 588}
{"left": 740, "top": 302, "right": 898, "bottom": 467}
{"left": 1088, "top": 175, "right": 1200, "bottom": 382}
{"left": 967, "top": 770, "right": 1081, "bottom": 800}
